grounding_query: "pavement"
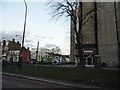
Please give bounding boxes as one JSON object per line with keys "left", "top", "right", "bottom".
{"left": 2, "top": 72, "right": 103, "bottom": 89}
{"left": 2, "top": 75, "right": 73, "bottom": 88}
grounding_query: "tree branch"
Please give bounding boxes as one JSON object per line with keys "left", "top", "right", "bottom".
{"left": 82, "top": 16, "right": 93, "bottom": 26}
{"left": 82, "top": 9, "right": 94, "bottom": 21}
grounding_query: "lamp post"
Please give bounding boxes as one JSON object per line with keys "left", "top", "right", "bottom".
{"left": 18, "top": 0, "right": 27, "bottom": 70}
{"left": 21, "top": 0, "right": 27, "bottom": 49}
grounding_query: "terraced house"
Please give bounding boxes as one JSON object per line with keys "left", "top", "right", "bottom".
{"left": 0, "top": 39, "right": 30, "bottom": 63}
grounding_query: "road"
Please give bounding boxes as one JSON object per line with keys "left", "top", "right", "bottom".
{"left": 2, "top": 75, "right": 76, "bottom": 89}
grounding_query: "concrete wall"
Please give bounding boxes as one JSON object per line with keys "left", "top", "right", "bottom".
{"left": 70, "top": 2, "right": 119, "bottom": 67}
{"left": 82, "top": 3, "right": 96, "bottom": 45}
{"left": 97, "top": 2, "right": 119, "bottom": 67}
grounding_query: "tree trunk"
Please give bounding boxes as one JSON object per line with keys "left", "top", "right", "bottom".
{"left": 76, "top": 2, "right": 85, "bottom": 67}
{"left": 72, "top": 17, "right": 85, "bottom": 67}
{"left": 76, "top": 33, "right": 85, "bottom": 67}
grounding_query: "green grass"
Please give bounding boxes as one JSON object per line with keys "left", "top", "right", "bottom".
{"left": 2, "top": 65, "right": 119, "bottom": 88}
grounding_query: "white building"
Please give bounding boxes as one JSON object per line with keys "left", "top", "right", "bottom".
{"left": 31, "top": 48, "right": 51, "bottom": 59}
{"left": 51, "top": 47, "right": 61, "bottom": 54}
{"left": 31, "top": 47, "right": 62, "bottom": 59}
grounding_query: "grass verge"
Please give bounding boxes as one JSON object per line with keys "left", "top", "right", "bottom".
{"left": 2, "top": 65, "right": 119, "bottom": 89}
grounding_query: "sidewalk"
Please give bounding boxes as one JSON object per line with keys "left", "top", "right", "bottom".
{"left": 2, "top": 72, "right": 102, "bottom": 89}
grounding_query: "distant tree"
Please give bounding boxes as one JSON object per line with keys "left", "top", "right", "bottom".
{"left": 48, "top": 0, "right": 95, "bottom": 67}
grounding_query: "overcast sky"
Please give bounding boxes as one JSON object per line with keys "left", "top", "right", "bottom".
{"left": 0, "top": 0, "right": 70, "bottom": 55}
{"left": 1, "top": 0, "right": 118, "bottom": 55}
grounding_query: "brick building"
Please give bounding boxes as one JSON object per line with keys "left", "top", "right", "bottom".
{"left": 1, "top": 39, "right": 21, "bottom": 61}
{"left": 21, "top": 47, "right": 30, "bottom": 63}
{"left": 0, "top": 39, "right": 30, "bottom": 63}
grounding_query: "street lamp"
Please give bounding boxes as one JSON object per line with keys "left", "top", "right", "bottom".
{"left": 21, "top": 0, "right": 27, "bottom": 49}
{"left": 18, "top": 0, "right": 27, "bottom": 70}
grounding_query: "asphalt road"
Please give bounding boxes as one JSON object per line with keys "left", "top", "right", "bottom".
{"left": 2, "top": 75, "right": 76, "bottom": 89}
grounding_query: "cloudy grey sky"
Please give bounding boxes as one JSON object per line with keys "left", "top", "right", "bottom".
{"left": 1, "top": 0, "right": 118, "bottom": 54}
{"left": 0, "top": 0, "right": 70, "bottom": 54}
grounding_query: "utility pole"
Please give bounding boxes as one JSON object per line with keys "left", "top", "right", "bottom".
{"left": 35, "top": 41, "right": 39, "bottom": 75}
{"left": 18, "top": 0, "right": 27, "bottom": 70}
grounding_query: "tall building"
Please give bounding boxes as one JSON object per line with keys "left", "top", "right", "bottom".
{"left": 97, "top": 2, "right": 119, "bottom": 67}
{"left": 70, "top": 2, "right": 120, "bottom": 67}
{"left": 70, "top": 2, "right": 99, "bottom": 66}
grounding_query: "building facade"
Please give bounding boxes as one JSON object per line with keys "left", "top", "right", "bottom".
{"left": 21, "top": 47, "right": 30, "bottom": 63}
{"left": 0, "top": 39, "right": 21, "bottom": 61}
{"left": 97, "top": 2, "right": 119, "bottom": 67}
{"left": 70, "top": 2, "right": 120, "bottom": 67}
{"left": 31, "top": 47, "right": 61, "bottom": 60}
{"left": 0, "top": 39, "right": 30, "bottom": 63}
{"left": 31, "top": 48, "right": 51, "bottom": 60}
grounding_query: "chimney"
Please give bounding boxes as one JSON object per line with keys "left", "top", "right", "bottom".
{"left": 17, "top": 41, "right": 19, "bottom": 44}
{"left": 27, "top": 47, "right": 29, "bottom": 50}
{"left": 12, "top": 39, "right": 15, "bottom": 42}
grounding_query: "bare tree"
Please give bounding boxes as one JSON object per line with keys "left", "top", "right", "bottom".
{"left": 48, "top": 0, "right": 95, "bottom": 67}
